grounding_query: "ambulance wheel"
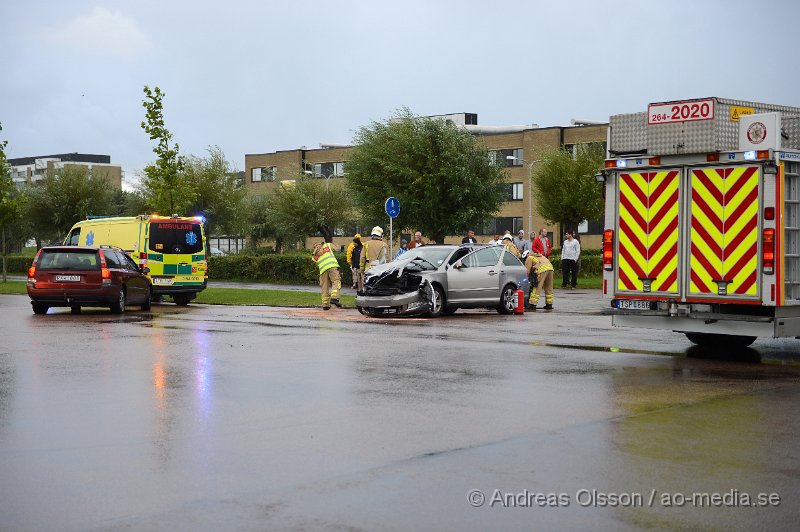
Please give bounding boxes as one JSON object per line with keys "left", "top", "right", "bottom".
{"left": 32, "top": 303, "right": 49, "bottom": 315}
{"left": 110, "top": 288, "right": 126, "bottom": 314}
{"left": 141, "top": 289, "right": 152, "bottom": 311}
{"left": 426, "top": 285, "right": 445, "bottom": 318}
{"left": 173, "top": 293, "right": 191, "bottom": 306}
{"left": 684, "top": 332, "right": 756, "bottom": 348}
{"left": 497, "top": 284, "right": 517, "bottom": 314}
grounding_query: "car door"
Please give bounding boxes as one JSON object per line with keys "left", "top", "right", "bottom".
{"left": 120, "top": 252, "right": 148, "bottom": 303}
{"left": 446, "top": 246, "right": 502, "bottom": 303}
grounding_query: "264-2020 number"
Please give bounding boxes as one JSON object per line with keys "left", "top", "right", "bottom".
{"left": 648, "top": 99, "right": 714, "bottom": 124}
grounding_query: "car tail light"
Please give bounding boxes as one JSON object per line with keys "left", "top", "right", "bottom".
{"left": 603, "top": 230, "right": 614, "bottom": 271}
{"left": 763, "top": 228, "right": 775, "bottom": 274}
{"left": 98, "top": 249, "right": 111, "bottom": 282}
{"left": 28, "top": 266, "right": 35, "bottom": 278}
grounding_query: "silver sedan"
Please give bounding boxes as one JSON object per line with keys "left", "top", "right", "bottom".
{"left": 355, "top": 244, "right": 529, "bottom": 317}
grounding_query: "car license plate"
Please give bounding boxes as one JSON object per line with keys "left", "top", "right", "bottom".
{"left": 617, "top": 299, "right": 651, "bottom": 310}
{"left": 55, "top": 275, "right": 80, "bottom": 282}
{"left": 153, "top": 278, "right": 174, "bottom": 285}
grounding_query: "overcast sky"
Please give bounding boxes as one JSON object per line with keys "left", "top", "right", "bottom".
{"left": 2, "top": 0, "right": 799, "bottom": 186}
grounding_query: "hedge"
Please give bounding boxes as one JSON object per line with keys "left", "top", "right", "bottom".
{"left": 3, "top": 251, "right": 601, "bottom": 283}
{"left": 1, "top": 256, "right": 33, "bottom": 274}
{"left": 209, "top": 253, "right": 353, "bottom": 286}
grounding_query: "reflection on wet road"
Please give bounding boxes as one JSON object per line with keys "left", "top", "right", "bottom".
{"left": 0, "top": 293, "right": 798, "bottom": 530}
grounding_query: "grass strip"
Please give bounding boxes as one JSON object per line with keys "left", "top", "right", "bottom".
{"left": 194, "top": 287, "right": 356, "bottom": 307}
{"left": 0, "top": 281, "right": 27, "bottom": 295}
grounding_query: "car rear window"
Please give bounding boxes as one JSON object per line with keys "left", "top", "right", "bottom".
{"left": 37, "top": 249, "right": 100, "bottom": 270}
{"left": 149, "top": 222, "right": 203, "bottom": 255}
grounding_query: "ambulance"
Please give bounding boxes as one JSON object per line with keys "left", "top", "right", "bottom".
{"left": 64, "top": 215, "right": 208, "bottom": 305}
{"left": 601, "top": 97, "right": 800, "bottom": 347}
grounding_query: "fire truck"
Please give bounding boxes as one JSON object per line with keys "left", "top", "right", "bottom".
{"left": 600, "top": 97, "right": 800, "bottom": 347}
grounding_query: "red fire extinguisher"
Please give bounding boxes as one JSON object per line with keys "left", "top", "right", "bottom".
{"left": 514, "top": 289, "right": 525, "bottom": 314}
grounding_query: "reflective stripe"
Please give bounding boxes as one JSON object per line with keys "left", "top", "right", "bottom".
{"left": 315, "top": 244, "right": 339, "bottom": 274}
{"left": 617, "top": 170, "right": 680, "bottom": 293}
{"left": 689, "top": 165, "right": 759, "bottom": 296}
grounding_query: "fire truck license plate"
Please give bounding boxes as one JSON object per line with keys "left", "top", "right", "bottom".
{"left": 617, "top": 300, "right": 651, "bottom": 310}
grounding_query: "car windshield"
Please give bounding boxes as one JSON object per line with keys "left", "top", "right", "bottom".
{"left": 37, "top": 249, "right": 100, "bottom": 270}
{"left": 149, "top": 222, "right": 203, "bottom": 254}
{"left": 398, "top": 247, "right": 454, "bottom": 269}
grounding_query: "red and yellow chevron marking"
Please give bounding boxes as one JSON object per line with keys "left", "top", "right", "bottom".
{"left": 617, "top": 170, "right": 680, "bottom": 293}
{"left": 689, "top": 165, "right": 759, "bottom": 297}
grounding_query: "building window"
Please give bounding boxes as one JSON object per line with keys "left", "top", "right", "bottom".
{"left": 506, "top": 182, "right": 523, "bottom": 201}
{"left": 482, "top": 217, "right": 524, "bottom": 235}
{"left": 563, "top": 142, "right": 607, "bottom": 160}
{"left": 490, "top": 148, "right": 524, "bottom": 167}
{"left": 310, "top": 162, "right": 346, "bottom": 178}
{"left": 251, "top": 166, "right": 276, "bottom": 183}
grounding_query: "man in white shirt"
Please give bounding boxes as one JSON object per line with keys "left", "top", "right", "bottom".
{"left": 560, "top": 230, "right": 581, "bottom": 288}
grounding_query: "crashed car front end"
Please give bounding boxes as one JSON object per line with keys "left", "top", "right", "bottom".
{"left": 355, "top": 262, "right": 437, "bottom": 316}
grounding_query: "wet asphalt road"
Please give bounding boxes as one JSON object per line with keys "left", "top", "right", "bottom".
{"left": 1, "top": 290, "right": 799, "bottom": 531}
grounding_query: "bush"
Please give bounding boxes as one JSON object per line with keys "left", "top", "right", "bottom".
{"left": 1, "top": 256, "right": 33, "bottom": 274}
{"left": 209, "top": 252, "right": 353, "bottom": 286}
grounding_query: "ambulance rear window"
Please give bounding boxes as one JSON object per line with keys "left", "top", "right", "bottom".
{"left": 149, "top": 223, "right": 203, "bottom": 254}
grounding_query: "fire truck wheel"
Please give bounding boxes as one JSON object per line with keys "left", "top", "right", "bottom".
{"left": 684, "top": 332, "right": 756, "bottom": 348}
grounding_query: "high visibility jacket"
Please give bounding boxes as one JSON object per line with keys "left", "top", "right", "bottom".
{"left": 313, "top": 243, "right": 339, "bottom": 275}
{"left": 360, "top": 238, "right": 389, "bottom": 269}
{"left": 503, "top": 241, "right": 521, "bottom": 258}
{"left": 525, "top": 254, "right": 554, "bottom": 276}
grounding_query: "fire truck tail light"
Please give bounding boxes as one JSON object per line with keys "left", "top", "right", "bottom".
{"left": 757, "top": 150, "right": 770, "bottom": 159}
{"left": 604, "top": 160, "right": 616, "bottom": 168}
{"left": 648, "top": 157, "right": 661, "bottom": 165}
{"left": 765, "top": 207, "right": 775, "bottom": 220}
{"left": 603, "top": 230, "right": 614, "bottom": 271}
{"left": 763, "top": 228, "right": 775, "bottom": 275}
{"left": 707, "top": 153, "right": 720, "bottom": 162}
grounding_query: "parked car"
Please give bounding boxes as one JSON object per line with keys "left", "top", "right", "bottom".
{"left": 355, "top": 244, "right": 529, "bottom": 317}
{"left": 209, "top": 246, "right": 227, "bottom": 256}
{"left": 26, "top": 246, "right": 152, "bottom": 315}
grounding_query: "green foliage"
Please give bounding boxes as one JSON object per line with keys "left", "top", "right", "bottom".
{"left": 0, "top": 256, "right": 34, "bottom": 273}
{"left": 266, "top": 176, "right": 354, "bottom": 244}
{"left": 25, "top": 166, "right": 115, "bottom": 242}
{"left": 183, "top": 146, "right": 246, "bottom": 236}
{"left": 346, "top": 108, "right": 508, "bottom": 242}
{"left": 531, "top": 143, "right": 605, "bottom": 231}
{"left": 243, "top": 194, "right": 281, "bottom": 250}
{"left": 208, "top": 252, "right": 352, "bottom": 285}
{"left": 140, "top": 85, "right": 193, "bottom": 214}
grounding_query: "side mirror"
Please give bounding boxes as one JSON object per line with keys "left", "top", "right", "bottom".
{"left": 453, "top": 260, "right": 464, "bottom": 269}
{"left": 140, "top": 266, "right": 150, "bottom": 274}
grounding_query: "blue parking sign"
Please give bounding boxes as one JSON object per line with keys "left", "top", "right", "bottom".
{"left": 385, "top": 197, "right": 400, "bottom": 218}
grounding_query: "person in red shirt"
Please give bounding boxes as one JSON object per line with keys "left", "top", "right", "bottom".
{"left": 407, "top": 231, "right": 425, "bottom": 249}
{"left": 532, "top": 228, "right": 552, "bottom": 257}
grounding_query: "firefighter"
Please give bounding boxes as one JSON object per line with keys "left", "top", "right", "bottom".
{"left": 312, "top": 241, "right": 342, "bottom": 310}
{"left": 346, "top": 233, "right": 364, "bottom": 290}
{"left": 525, "top": 250, "right": 554, "bottom": 311}
{"left": 360, "top": 226, "right": 390, "bottom": 270}
{"left": 501, "top": 234, "right": 521, "bottom": 258}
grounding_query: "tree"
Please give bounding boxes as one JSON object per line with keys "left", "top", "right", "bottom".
{"left": 0, "top": 122, "right": 26, "bottom": 281}
{"left": 267, "top": 176, "right": 354, "bottom": 245}
{"left": 531, "top": 143, "right": 606, "bottom": 234}
{"left": 242, "top": 194, "right": 282, "bottom": 253}
{"left": 140, "top": 85, "right": 193, "bottom": 214}
{"left": 345, "top": 108, "right": 508, "bottom": 243}
{"left": 183, "top": 146, "right": 246, "bottom": 236}
{"left": 25, "top": 167, "right": 115, "bottom": 243}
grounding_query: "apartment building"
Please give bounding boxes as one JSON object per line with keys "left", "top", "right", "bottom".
{"left": 8, "top": 153, "right": 123, "bottom": 190}
{"left": 244, "top": 114, "right": 607, "bottom": 250}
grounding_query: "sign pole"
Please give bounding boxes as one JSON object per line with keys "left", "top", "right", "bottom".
{"left": 389, "top": 216, "right": 393, "bottom": 259}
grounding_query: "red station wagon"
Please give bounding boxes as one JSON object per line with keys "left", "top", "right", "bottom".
{"left": 27, "top": 246, "right": 152, "bottom": 315}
